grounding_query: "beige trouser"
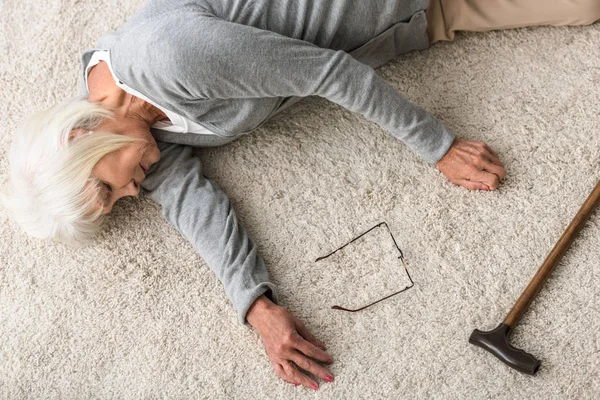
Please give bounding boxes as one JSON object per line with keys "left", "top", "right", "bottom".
{"left": 426, "top": 0, "right": 600, "bottom": 43}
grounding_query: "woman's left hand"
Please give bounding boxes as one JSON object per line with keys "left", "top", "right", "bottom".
{"left": 436, "top": 138, "right": 506, "bottom": 191}
{"left": 246, "top": 295, "right": 334, "bottom": 390}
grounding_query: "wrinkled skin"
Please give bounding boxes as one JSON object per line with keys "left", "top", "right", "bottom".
{"left": 437, "top": 138, "right": 506, "bottom": 191}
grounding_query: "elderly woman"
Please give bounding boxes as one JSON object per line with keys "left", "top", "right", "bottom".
{"left": 3, "top": 0, "right": 598, "bottom": 391}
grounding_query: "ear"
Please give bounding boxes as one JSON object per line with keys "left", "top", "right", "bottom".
{"left": 68, "top": 129, "right": 92, "bottom": 143}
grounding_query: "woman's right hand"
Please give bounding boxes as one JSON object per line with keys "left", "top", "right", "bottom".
{"left": 246, "top": 295, "right": 334, "bottom": 390}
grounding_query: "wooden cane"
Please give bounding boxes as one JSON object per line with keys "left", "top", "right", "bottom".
{"left": 470, "top": 179, "right": 600, "bottom": 375}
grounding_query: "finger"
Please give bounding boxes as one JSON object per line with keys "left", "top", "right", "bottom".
{"left": 482, "top": 143, "right": 500, "bottom": 159}
{"left": 469, "top": 169, "right": 500, "bottom": 190}
{"left": 483, "top": 151, "right": 504, "bottom": 168}
{"left": 455, "top": 179, "right": 489, "bottom": 191}
{"left": 290, "top": 351, "right": 334, "bottom": 384}
{"left": 485, "top": 154, "right": 506, "bottom": 176}
{"left": 281, "top": 360, "right": 320, "bottom": 390}
{"left": 273, "top": 362, "right": 300, "bottom": 386}
{"left": 473, "top": 147, "right": 505, "bottom": 181}
{"left": 482, "top": 160, "right": 506, "bottom": 182}
{"left": 294, "top": 318, "right": 327, "bottom": 350}
{"left": 290, "top": 331, "right": 333, "bottom": 365}
{"left": 473, "top": 142, "right": 503, "bottom": 168}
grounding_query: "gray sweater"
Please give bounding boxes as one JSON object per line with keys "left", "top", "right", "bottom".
{"left": 80, "top": 0, "right": 455, "bottom": 324}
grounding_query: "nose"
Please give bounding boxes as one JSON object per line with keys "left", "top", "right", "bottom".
{"left": 121, "top": 179, "right": 141, "bottom": 197}
{"left": 136, "top": 165, "right": 146, "bottom": 185}
{"left": 102, "top": 180, "right": 140, "bottom": 215}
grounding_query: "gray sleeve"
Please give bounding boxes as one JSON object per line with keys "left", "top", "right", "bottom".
{"left": 150, "top": 13, "right": 455, "bottom": 163}
{"left": 140, "top": 141, "right": 278, "bottom": 325}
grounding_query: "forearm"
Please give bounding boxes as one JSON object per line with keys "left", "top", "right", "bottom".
{"left": 320, "top": 62, "right": 456, "bottom": 163}
{"left": 141, "top": 141, "right": 279, "bottom": 324}
{"left": 134, "top": 13, "right": 454, "bottom": 164}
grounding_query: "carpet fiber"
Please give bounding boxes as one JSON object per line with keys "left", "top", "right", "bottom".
{"left": 1, "top": 1, "right": 599, "bottom": 399}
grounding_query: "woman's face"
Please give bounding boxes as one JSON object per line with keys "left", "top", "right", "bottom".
{"left": 90, "top": 116, "right": 161, "bottom": 214}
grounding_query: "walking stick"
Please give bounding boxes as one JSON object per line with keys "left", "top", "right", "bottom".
{"left": 469, "top": 179, "right": 600, "bottom": 375}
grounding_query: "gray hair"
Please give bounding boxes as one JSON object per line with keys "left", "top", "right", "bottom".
{"left": 1, "top": 97, "right": 140, "bottom": 246}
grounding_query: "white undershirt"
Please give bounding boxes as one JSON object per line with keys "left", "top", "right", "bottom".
{"left": 85, "top": 50, "right": 216, "bottom": 135}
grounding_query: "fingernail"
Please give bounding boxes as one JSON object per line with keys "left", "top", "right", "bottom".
{"left": 326, "top": 358, "right": 334, "bottom": 364}
{"left": 311, "top": 382, "right": 319, "bottom": 390}
{"left": 481, "top": 185, "right": 490, "bottom": 191}
{"left": 325, "top": 375, "right": 334, "bottom": 383}
{"left": 318, "top": 343, "right": 327, "bottom": 350}
{"left": 293, "top": 382, "right": 300, "bottom": 387}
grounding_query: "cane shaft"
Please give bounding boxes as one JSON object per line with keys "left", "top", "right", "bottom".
{"left": 504, "top": 180, "right": 600, "bottom": 328}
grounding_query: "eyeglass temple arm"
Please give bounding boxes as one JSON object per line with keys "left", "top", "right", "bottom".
{"left": 331, "top": 257, "right": 414, "bottom": 312}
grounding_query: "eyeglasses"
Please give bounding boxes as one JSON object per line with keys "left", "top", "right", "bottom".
{"left": 315, "top": 221, "right": 414, "bottom": 312}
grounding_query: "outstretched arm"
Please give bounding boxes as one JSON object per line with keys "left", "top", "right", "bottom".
{"left": 141, "top": 141, "right": 276, "bottom": 324}
{"left": 141, "top": 141, "right": 334, "bottom": 389}
{"left": 121, "top": 11, "right": 504, "bottom": 187}
{"left": 117, "top": 11, "right": 454, "bottom": 163}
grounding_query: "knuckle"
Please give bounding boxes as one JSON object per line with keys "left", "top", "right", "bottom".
{"left": 280, "top": 360, "right": 295, "bottom": 375}
{"left": 305, "top": 347, "right": 318, "bottom": 358}
{"left": 275, "top": 343, "right": 287, "bottom": 355}
{"left": 297, "top": 358, "right": 312, "bottom": 370}
{"left": 282, "top": 332, "right": 295, "bottom": 345}
{"left": 273, "top": 364, "right": 285, "bottom": 376}
{"left": 472, "top": 158, "right": 484, "bottom": 168}
{"left": 468, "top": 159, "right": 482, "bottom": 171}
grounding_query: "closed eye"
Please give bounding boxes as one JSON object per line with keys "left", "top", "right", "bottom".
{"left": 102, "top": 182, "right": 113, "bottom": 203}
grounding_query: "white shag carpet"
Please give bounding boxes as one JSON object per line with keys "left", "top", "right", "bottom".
{"left": 1, "top": 1, "right": 599, "bottom": 399}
